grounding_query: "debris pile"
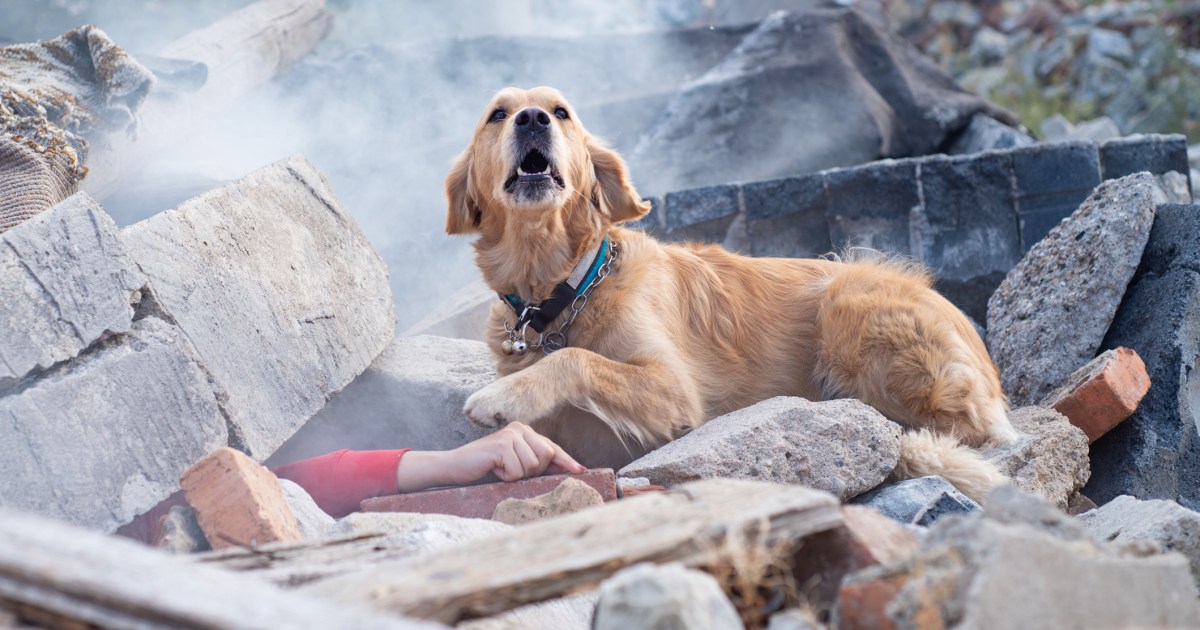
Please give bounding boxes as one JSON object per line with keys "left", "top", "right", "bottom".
{"left": 2, "top": 1, "right": 1200, "bottom": 629}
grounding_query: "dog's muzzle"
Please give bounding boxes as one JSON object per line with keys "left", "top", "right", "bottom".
{"left": 504, "top": 108, "right": 565, "bottom": 200}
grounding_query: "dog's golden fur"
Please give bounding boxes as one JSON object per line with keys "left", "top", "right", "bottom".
{"left": 446, "top": 87, "right": 1016, "bottom": 499}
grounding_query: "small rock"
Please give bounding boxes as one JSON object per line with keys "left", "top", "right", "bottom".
{"left": 359, "top": 470, "right": 616, "bottom": 520}
{"left": 984, "top": 407, "right": 1090, "bottom": 509}
{"left": 988, "top": 173, "right": 1159, "bottom": 406}
{"left": 1088, "top": 28, "right": 1134, "bottom": 64}
{"left": 1157, "top": 170, "right": 1193, "bottom": 203}
{"left": 852, "top": 476, "right": 980, "bottom": 526}
{"left": 1079, "top": 495, "right": 1200, "bottom": 589}
{"left": 945, "top": 114, "right": 1035, "bottom": 154}
{"left": 1041, "top": 114, "right": 1074, "bottom": 142}
{"left": 1041, "top": 347, "right": 1150, "bottom": 443}
{"left": 767, "top": 607, "right": 824, "bottom": 630}
{"left": 492, "top": 478, "right": 604, "bottom": 525}
{"left": 619, "top": 397, "right": 902, "bottom": 501}
{"left": 618, "top": 477, "right": 650, "bottom": 491}
{"left": 328, "top": 512, "right": 509, "bottom": 554}
{"left": 460, "top": 593, "right": 597, "bottom": 630}
{"left": 278, "top": 479, "right": 335, "bottom": 539}
{"left": 158, "top": 505, "right": 209, "bottom": 554}
{"left": 593, "top": 563, "right": 744, "bottom": 630}
{"left": 792, "top": 505, "right": 919, "bottom": 608}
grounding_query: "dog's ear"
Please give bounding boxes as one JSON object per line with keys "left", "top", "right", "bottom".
{"left": 588, "top": 136, "right": 650, "bottom": 223}
{"left": 445, "top": 148, "right": 481, "bottom": 234}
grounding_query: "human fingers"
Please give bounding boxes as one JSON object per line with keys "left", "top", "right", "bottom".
{"left": 491, "top": 437, "right": 527, "bottom": 482}
{"left": 511, "top": 435, "right": 545, "bottom": 477}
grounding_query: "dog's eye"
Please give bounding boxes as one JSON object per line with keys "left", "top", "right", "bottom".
{"left": 554, "top": 107, "right": 569, "bottom": 120}
{"left": 490, "top": 109, "right": 507, "bottom": 122}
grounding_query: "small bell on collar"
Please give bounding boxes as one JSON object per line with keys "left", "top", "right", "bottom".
{"left": 501, "top": 339, "right": 515, "bottom": 355}
{"left": 512, "top": 339, "right": 528, "bottom": 355}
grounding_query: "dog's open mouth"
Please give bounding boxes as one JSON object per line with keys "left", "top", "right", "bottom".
{"left": 504, "top": 148, "right": 565, "bottom": 194}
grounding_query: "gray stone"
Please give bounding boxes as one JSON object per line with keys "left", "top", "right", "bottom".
{"left": 1010, "top": 141, "right": 1102, "bottom": 250}
{"left": 1073, "top": 117, "right": 1122, "bottom": 143}
{"left": 401, "top": 279, "right": 493, "bottom": 342}
{"left": 1087, "top": 28, "right": 1134, "bottom": 64}
{"left": 913, "top": 152, "right": 1021, "bottom": 323}
{"left": 846, "top": 492, "right": 1200, "bottom": 629}
{"left": 766, "top": 607, "right": 824, "bottom": 630}
{"left": 983, "top": 407, "right": 1089, "bottom": 509}
{"left": 982, "top": 484, "right": 1092, "bottom": 543}
{"left": 121, "top": 155, "right": 396, "bottom": 459}
{"left": 0, "top": 192, "right": 145, "bottom": 384}
{"left": 663, "top": 184, "right": 740, "bottom": 233}
{"left": 852, "top": 476, "right": 980, "bottom": 526}
{"left": 945, "top": 114, "right": 1034, "bottom": 154}
{"left": 743, "top": 174, "right": 832, "bottom": 259}
{"left": 1088, "top": 204, "right": 1200, "bottom": 506}
{"left": 279, "top": 479, "right": 335, "bottom": 540}
{"left": 159, "top": 505, "right": 209, "bottom": 554}
{"left": 0, "top": 317, "right": 227, "bottom": 532}
{"left": 492, "top": 478, "right": 605, "bottom": 526}
{"left": 1100, "top": 133, "right": 1190, "bottom": 180}
{"left": 1156, "top": 171, "right": 1193, "bottom": 204}
{"left": 987, "top": 173, "right": 1158, "bottom": 406}
{"left": 1079, "top": 495, "right": 1200, "bottom": 587}
{"left": 328, "top": 512, "right": 510, "bottom": 554}
{"left": 593, "top": 562, "right": 744, "bottom": 630}
{"left": 618, "top": 477, "right": 650, "bottom": 492}
{"left": 825, "top": 160, "right": 918, "bottom": 254}
{"left": 266, "top": 335, "right": 493, "bottom": 465}
{"left": 619, "top": 397, "right": 902, "bottom": 501}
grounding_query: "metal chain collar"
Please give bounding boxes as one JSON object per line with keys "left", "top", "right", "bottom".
{"left": 502, "top": 240, "right": 619, "bottom": 356}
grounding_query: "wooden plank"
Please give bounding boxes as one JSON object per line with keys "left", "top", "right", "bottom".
{"left": 303, "top": 479, "right": 842, "bottom": 624}
{"left": 0, "top": 507, "right": 443, "bottom": 630}
{"left": 82, "top": 0, "right": 333, "bottom": 200}
{"left": 197, "top": 532, "right": 423, "bottom": 589}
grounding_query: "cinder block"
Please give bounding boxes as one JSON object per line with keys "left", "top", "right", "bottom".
{"left": 1042, "top": 347, "right": 1151, "bottom": 443}
{"left": 915, "top": 153, "right": 1020, "bottom": 322}
{"left": 182, "top": 447, "right": 302, "bottom": 549}
{"left": 663, "top": 183, "right": 740, "bottom": 232}
{"left": 0, "top": 192, "right": 145, "bottom": 383}
{"left": 1100, "top": 133, "right": 1190, "bottom": 180}
{"left": 825, "top": 160, "right": 919, "bottom": 254}
{"left": 743, "top": 173, "right": 832, "bottom": 258}
{"left": 361, "top": 469, "right": 617, "bottom": 519}
{"left": 1011, "top": 141, "right": 1102, "bottom": 249}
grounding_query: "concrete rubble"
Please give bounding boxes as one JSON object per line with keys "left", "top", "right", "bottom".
{"left": 620, "top": 397, "right": 902, "bottom": 501}
{"left": 593, "top": 563, "right": 745, "bottom": 630}
{"left": 853, "top": 476, "right": 981, "bottom": 526}
{"left": 984, "top": 407, "right": 1091, "bottom": 509}
{"left": 1078, "top": 495, "right": 1200, "bottom": 589}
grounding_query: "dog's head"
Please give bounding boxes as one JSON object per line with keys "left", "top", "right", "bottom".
{"left": 444, "top": 86, "right": 650, "bottom": 235}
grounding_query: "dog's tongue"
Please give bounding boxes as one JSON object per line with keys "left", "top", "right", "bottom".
{"left": 520, "top": 150, "right": 550, "bottom": 174}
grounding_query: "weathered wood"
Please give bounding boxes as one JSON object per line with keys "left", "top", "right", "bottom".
{"left": 303, "top": 479, "right": 843, "bottom": 624}
{"left": 197, "top": 532, "right": 423, "bottom": 588}
{"left": 0, "top": 507, "right": 443, "bottom": 629}
{"left": 82, "top": 0, "right": 333, "bottom": 199}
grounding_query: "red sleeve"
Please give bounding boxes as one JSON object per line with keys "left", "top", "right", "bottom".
{"left": 271, "top": 449, "right": 410, "bottom": 518}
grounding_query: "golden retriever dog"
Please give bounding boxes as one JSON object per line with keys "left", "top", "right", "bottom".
{"left": 445, "top": 86, "right": 1018, "bottom": 499}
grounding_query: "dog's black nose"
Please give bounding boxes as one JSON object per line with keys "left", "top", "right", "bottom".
{"left": 514, "top": 107, "right": 551, "bottom": 132}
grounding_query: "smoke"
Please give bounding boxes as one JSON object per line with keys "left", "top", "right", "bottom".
{"left": 0, "top": 0, "right": 804, "bottom": 327}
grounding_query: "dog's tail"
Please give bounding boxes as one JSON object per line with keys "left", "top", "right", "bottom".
{"left": 892, "top": 429, "right": 1007, "bottom": 503}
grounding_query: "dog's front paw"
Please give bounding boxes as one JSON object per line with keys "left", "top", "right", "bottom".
{"left": 463, "top": 380, "right": 526, "bottom": 429}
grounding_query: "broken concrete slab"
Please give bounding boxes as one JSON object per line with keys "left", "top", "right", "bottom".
{"left": 0, "top": 192, "right": 145, "bottom": 384}
{"left": 492, "top": 478, "right": 605, "bottom": 526}
{"left": 401, "top": 279, "right": 493, "bottom": 342}
{"left": 266, "top": 335, "right": 493, "bottom": 465}
{"left": 0, "top": 316, "right": 227, "bottom": 532}
{"left": 328, "top": 512, "right": 510, "bottom": 554}
{"left": 839, "top": 488, "right": 1200, "bottom": 629}
{"left": 593, "top": 563, "right": 744, "bottom": 630}
{"left": 984, "top": 407, "right": 1090, "bottom": 509}
{"left": 987, "top": 173, "right": 1159, "bottom": 406}
{"left": 852, "top": 476, "right": 981, "bottom": 526}
{"left": 121, "top": 155, "right": 395, "bottom": 459}
{"left": 1089, "top": 203, "right": 1200, "bottom": 506}
{"left": 1079, "top": 495, "right": 1200, "bottom": 589}
{"left": 1041, "top": 347, "right": 1151, "bottom": 443}
{"left": 620, "top": 397, "right": 901, "bottom": 501}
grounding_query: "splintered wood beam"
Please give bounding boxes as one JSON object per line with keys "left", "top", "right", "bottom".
{"left": 302, "top": 479, "right": 843, "bottom": 625}
{"left": 0, "top": 507, "right": 443, "bottom": 629}
{"left": 82, "top": 0, "right": 333, "bottom": 200}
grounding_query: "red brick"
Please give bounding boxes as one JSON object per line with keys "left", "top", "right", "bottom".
{"left": 361, "top": 469, "right": 617, "bottom": 519}
{"left": 181, "top": 447, "right": 301, "bottom": 550}
{"left": 838, "top": 573, "right": 907, "bottom": 630}
{"left": 1042, "top": 347, "right": 1151, "bottom": 443}
{"left": 792, "top": 506, "right": 918, "bottom": 609}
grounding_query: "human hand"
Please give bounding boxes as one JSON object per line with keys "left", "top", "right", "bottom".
{"left": 395, "top": 422, "right": 585, "bottom": 492}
